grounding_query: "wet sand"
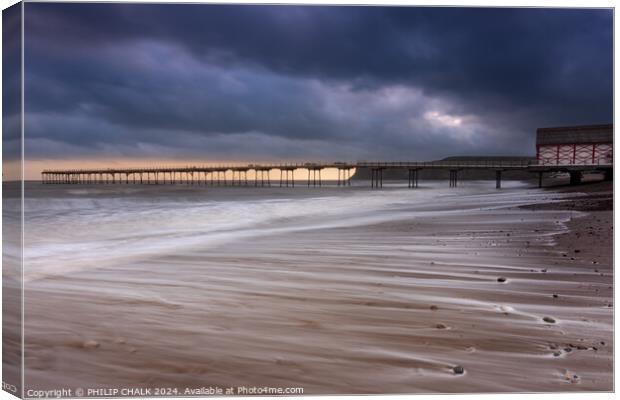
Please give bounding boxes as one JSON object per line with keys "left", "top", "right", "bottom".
{"left": 23, "top": 182, "right": 613, "bottom": 394}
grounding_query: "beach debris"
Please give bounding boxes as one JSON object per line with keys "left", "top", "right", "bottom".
{"left": 435, "top": 323, "right": 447, "bottom": 329}
{"left": 82, "top": 340, "right": 100, "bottom": 349}
{"left": 497, "top": 277, "right": 507, "bottom": 283}
{"left": 553, "top": 351, "right": 562, "bottom": 357}
{"left": 564, "top": 370, "right": 580, "bottom": 384}
{"left": 541, "top": 269, "right": 547, "bottom": 273}
{"left": 495, "top": 305, "right": 512, "bottom": 315}
{"left": 452, "top": 365, "right": 465, "bottom": 375}
{"left": 542, "top": 316, "right": 556, "bottom": 324}
{"left": 429, "top": 305, "right": 438, "bottom": 311}
{"left": 552, "top": 294, "right": 559, "bottom": 298}
{"left": 574, "top": 249, "right": 581, "bottom": 253}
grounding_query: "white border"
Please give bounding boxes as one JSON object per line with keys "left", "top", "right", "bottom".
{"left": 0, "top": 2, "right": 616, "bottom": 400}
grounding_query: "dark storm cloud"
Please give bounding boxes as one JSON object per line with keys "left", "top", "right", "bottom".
{"left": 22, "top": 3, "right": 613, "bottom": 161}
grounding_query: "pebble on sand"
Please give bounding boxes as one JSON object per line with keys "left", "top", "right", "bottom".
{"left": 436, "top": 323, "right": 447, "bottom": 329}
{"left": 452, "top": 365, "right": 465, "bottom": 375}
{"left": 552, "top": 294, "right": 559, "bottom": 298}
{"left": 83, "top": 340, "right": 100, "bottom": 349}
{"left": 497, "top": 277, "right": 507, "bottom": 283}
{"left": 542, "top": 316, "right": 556, "bottom": 324}
{"left": 430, "top": 305, "right": 438, "bottom": 311}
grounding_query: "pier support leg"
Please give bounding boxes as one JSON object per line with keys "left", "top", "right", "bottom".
{"left": 372, "top": 169, "right": 383, "bottom": 188}
{"left": 449, "top": 170, "right": 458, "bottom": 187}
{"left": 569, "top": 171, "right": 582, "bottom": 185}
{"left": 495, "top": 170, "right": 502, "bottom": 189}
{"left": 538, "top": 172, "right": 543, "bottom": 188}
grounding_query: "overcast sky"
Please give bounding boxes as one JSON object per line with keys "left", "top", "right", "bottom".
{"left": 14, "top": 4, "right": 613, "bottom": 164}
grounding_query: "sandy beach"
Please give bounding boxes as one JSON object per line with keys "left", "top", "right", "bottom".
{"left": 21, "top": 180, "right": 612, "bottom": 394}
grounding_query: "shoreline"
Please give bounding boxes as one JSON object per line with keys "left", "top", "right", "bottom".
{"left": 22, "top": 181, "right": 613, "bottom": 393}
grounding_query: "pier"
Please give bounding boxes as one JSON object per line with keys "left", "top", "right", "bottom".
{"left": 41, "top": 160, "right": 612, "bottom": 188}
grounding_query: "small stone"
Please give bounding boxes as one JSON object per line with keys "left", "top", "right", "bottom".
{"left": 497, "top": 277, "right": 507, "bottom": 283}
{"left": 542, "top": 316, "right": 556, "bottom": 324}
{"left": 574, "top": 249, "right": 581, "bottom": 253}
{"left": 452, "top": 365, "right": 464, "bottom": 375}
{"left": 436, "top": 323, "right": 447, "bottom": 329}
{"left": 83, "top": 340, "right": 100, "bottom": 349}
{"left": 552, "top": 294, "right": 559, "bottom": 298}
{"left": 430, "top": 305, "right": 438, "bottom": 311}
{"left": 553, "top": 351, "right": 561, "bottom": 357}
{"left": 564, "top": 347, "right": 572, "bottom": 352}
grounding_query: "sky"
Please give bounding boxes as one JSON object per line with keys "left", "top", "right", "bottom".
{"left": 4, "top": 3, "right": 614, "bottom": 174}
